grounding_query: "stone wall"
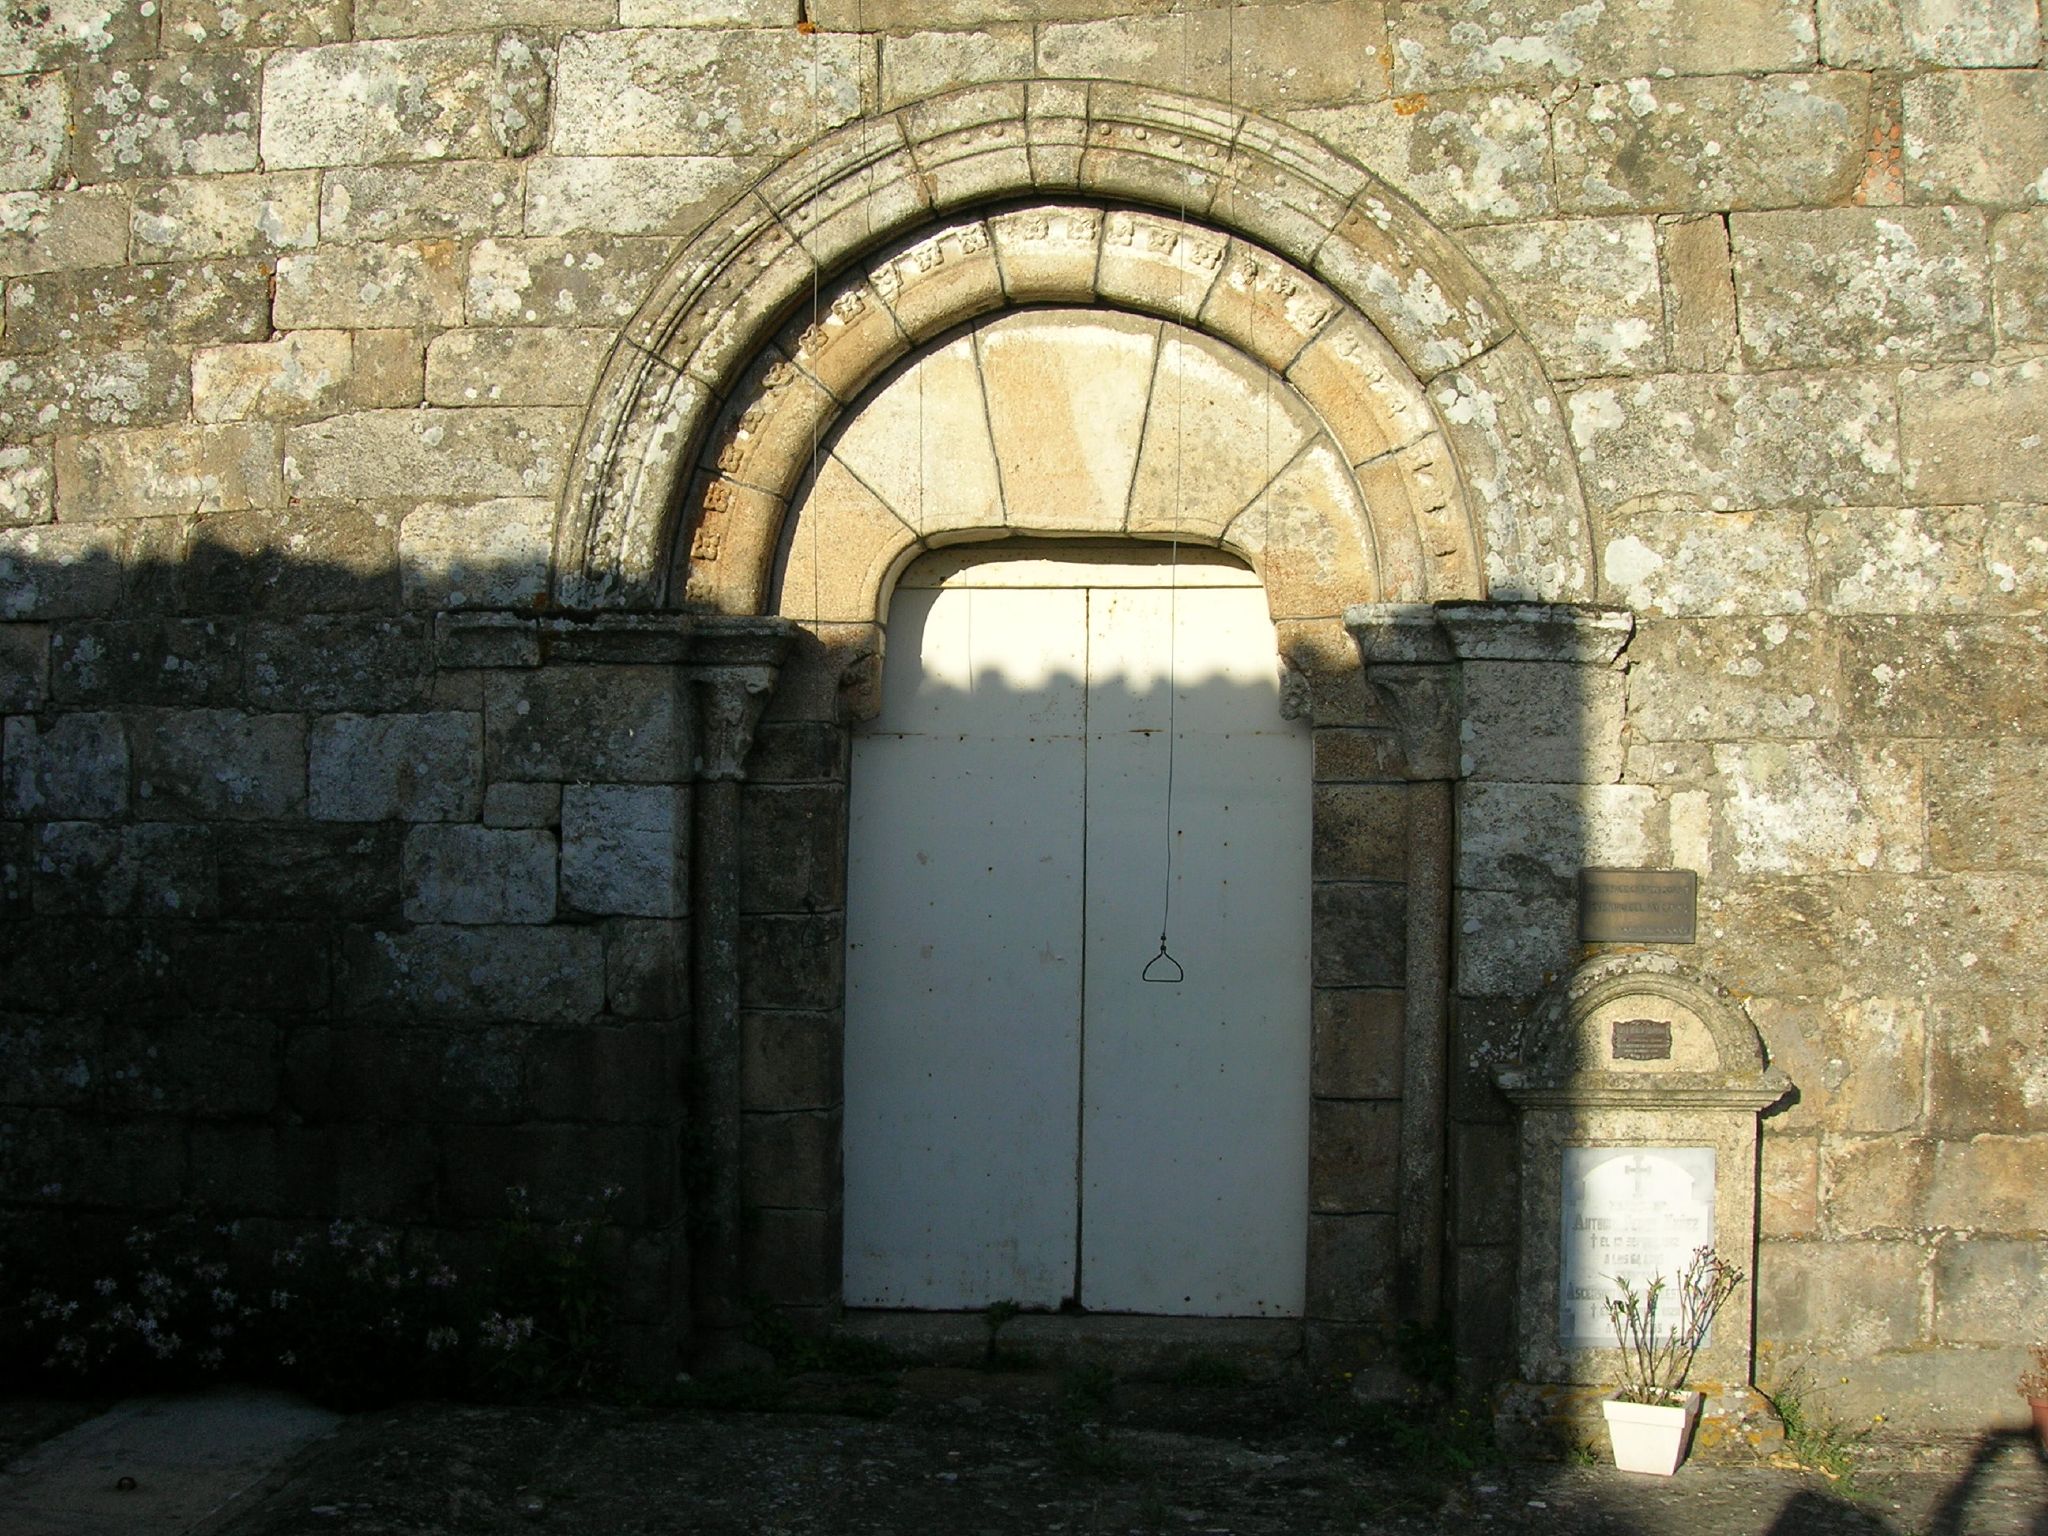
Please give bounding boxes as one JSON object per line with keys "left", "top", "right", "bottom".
{"left": 1, "top": 0, "right": 2044, "bottom": 1425}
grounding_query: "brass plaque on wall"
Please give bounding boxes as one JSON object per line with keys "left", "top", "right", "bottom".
{"left": 1578, "top": 868, "right": 1697, "bottom": 944}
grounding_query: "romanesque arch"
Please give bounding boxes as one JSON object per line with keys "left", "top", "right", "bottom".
{"left": 552, "top": 81, "right": 1595, "bottom": 617}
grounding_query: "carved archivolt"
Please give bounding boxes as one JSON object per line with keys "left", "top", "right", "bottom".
{"left": 554, "top": 81, "right": 1594, "bottom": 615}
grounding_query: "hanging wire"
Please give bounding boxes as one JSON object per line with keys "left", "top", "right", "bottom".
{"left": 1144, "top": 3, "right": 1200, "bottom": 988}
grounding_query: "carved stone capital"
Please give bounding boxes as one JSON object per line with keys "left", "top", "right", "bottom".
{"left": 691, "top": 665, "right": 777, "bottom": 782}
{"left": 1367, "top": 666, "right": 1460, "bottom": 782}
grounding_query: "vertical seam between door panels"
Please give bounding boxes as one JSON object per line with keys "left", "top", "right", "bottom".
{"left": 1072, "top": 584, "right": 1092, "bottom": 1306}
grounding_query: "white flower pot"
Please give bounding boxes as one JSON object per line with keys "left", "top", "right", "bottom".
{"left": 1601, "top": 1391, "right": 1701, "bottom": 1476}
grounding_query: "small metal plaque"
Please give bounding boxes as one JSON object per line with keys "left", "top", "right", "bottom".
{"left": 1579, "top": 868, "right": 1697, "bottom": 944}
{"left": 1611, "top": 1018, "right": 1673, "bottom": 1062}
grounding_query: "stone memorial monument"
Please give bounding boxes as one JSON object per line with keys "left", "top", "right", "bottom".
{"left": 1495, "top": 953, "right": 1793, "bottom": 1455}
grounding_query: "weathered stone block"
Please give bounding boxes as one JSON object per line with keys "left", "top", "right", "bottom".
{"left": 1760, "top": 1131, "right": 1819, "bottom": 1236}
{"left": 1456, "top": 781, "right": 1660, "bottom": 890}
{"left": 2, "top": 1112, "right": 186, "bottom": 1211}
{"left": 0, "top": 526, "right": 124, "bottom": 621}
{"left": 0, "top": 622, "right": 46, "bottom": 709}
{"left": 1733, "top": 207, "right": 1992, "bottom": 369}
{"left": 552, "top": 29, "right": 869, "bottom": 157}
{"left": 1930, "top": 996, "right": 2048, "bottom": 1134}
{"left": 130, "top": 174, "right": 316, "bottom": 267}
{"left": 398, "top": 497, "right": 554, "bottom": 610}
{"left": 1626, "top": 618, "right": 1842, "bottom": 741}
{"left": 425, "top": 330, "right": 612, "bottom": 408}
{"left": 1934, "top": 1238, "right": 2048, "bottom": 1345}
{"left": 0, "top": 187, "right": 132, "bottom": 277}
{"left": 1553, "top": 74, "right": 1866, "bottom": 215}
{"left": 1459, "top": 661, "right": 1625, "bottom": 784}
{"left": 1838, "top": 617, "right": 2039, "bottom": 737}
{"left": 1310, "top": 728, "right": 1406, "bottom": 783}
{"left": 342, "top": 922, "right": 603, "bottom": 1023}
{"left": 1454, "top": 886, "right": 1573, "bottom": 997}
{"left": 1, "top": 2, "right": 158, "bottom": 75}
{"left": 1292, "top": 90, "right": 1552, "bottom": 229}
{"left": 603, "top": 916, "right": 683, "bottom": 1019}
{"left": 403, "top": 824, "right": 556, "bottom": 925}
{"left": 1568, "top": 372, "right": 1898, "bottom": 516}
{"left": 50, "top": 618, "right": 241, "bottom": 705}
{"left": 1453, "top": 1121, "right": 1518, "bottom": 1245}
{"left": 742, "top": 1011, "right": 836, "bottom": 1113}
{"left": 1311, "top": 881, "right": 1406, "bottom": 989}
{"left": 1659, "top": 213, "right": 1737, "bottom": 372}
{"left": 6, "top": 259, "right": 270, "bottom": 352}
{"left": 1601, "top": 508, "right": 1810, "bottom": 618}
{"left": 485, "top": 666, "right": 687, "bottom": 784}
{"left": 0, "top": 345, "right": 191, "bottom": 438}
{"left": 1925, "top": 739, "right": 2048, "bottom": 873}
{"left": 742, "top": 1109, "right": 837, "bottom": 1208}
{"left": 31, "top": 821, "right": 213, "bottom": 917}
{"left": 527, "top": 1021, "right": 684, "bottom": 1124}
{"left": 272, "top": 241, "right": 464, "bottom": 331}
{"left": 743, "top": 1207, "right": 836, "bottom": 1307}
{"left": 164, "top": 0, "right": 352, "bottom": 50}
{"left": 0, "top": 74, "right": 65, "bottom": 193}
{"left": 1810, "top": 505, "right": 1998, "bottom": 615}
{"left": 1311, "top": 988, "right": 1403, "bottom": 1100}
{"left": 561, "top": 783, "right": 687, "bottom": 918}
{"left": 1045, "top": 3, "right": 1382, "bottom": 110}
{"left": 1903, "top": 69, "right": 2048, "bottom": 205}
{"left": 1306, "top": 1211, "right": 1396, "bottom": 1323}
{"left": 1713, "top": 741, "right": 1923, "bottom": 876}
{"left": 739, "top": 913, "right": 843, "bottom": 1010}
{"left": 881, "top": 26, "right": 1033, "bottom": 110}
{"left": 0, "top": 1017, "right": 99, "bottom": 1106}
{"left": 74, "top": 53, "right": 260, "bottom": 182}
{"left": 308, "top": 712, "right": 482, "bottom": 823}
{"left": 1836, "top": 873, "right": 2048, "bottom": 992}
{"left": 1389, "top": 0, "right": 1816, "bottom": 90}
{"left": 1460, "top": 218, "right": 1662, "bottom": 379}
{"left": 1992, "top": 211, "right": 2048, "bottom": 345}
{"left": 481, "top": 780, "right": 560, "bottom": 829}
{"left": 1310, "top": 783, "right": 1407, "bottom": 883}
{"left": 260, "top": 39, "right": 501, "bottom": 169}
{"left": 1309, "top": 1098, "right": 1400, "bottom": 1214}
{"left": 283, "top": 1023, "right": 523, "bottom": 1125}
{"left": 739, "top": 783, "right": 842, "bottom": 914}
{"left": 2, "top": 712, "right": 127, "bottom": 817}
{"left": 55, "top": 422, "right": 281, "bottom": 523}
{"left": 465, "top": 237, "right": 672, "bottom": 329}
{"left": 1770, "top": 994, "right": 1927, "bottom": 1135}
{"left": 318, "top": 161, "right": 524, "bottom": 244}
{"left": 0, "top": 444, "right": 52, "bottom": 528}
{"left": 1818, "top": 1135, "right": 1935, "bottom": 1238}
{"left": 1756, "top": 1238, "right": 1926, "bottom": 1353}
{"left": 217, "top": 823, "right": 402, "bottom": 919}
{"left": 247, "top": 615, "right": 430, "bottom": 711}
{"left": 191, "top": 331, "right": 354, "bottom": 424}
{"left": 282, "top": 408, "right": 578, "bottom": 502}
{"left": 132, "top": 707, "right": 303, "bottom": 820}
{"left": 524, "top": 156, "right": 755, "bottom": 239}
{"left": 1926, "top": 1135, "right": 2047, "bottom": 1231}
{"left": 182, "top": 505, "right": 398, "bottom": 614}
{"left": 1900, "top": 361, "right": 2048, "bottom": 505}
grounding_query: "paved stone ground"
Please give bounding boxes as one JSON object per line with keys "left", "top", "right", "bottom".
{"left": 10, "top": 1372, "right": 2043, "bottom": 1536}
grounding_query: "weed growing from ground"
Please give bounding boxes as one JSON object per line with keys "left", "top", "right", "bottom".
{"left": 1768, "top": 1374, "right": 1864, "bottom": 1486}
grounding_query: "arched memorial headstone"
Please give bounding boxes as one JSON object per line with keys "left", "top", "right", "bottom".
{"left": 1495, "top": 953, "right": 1793, "bottom": 1456}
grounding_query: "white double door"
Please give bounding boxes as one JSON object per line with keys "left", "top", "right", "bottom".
{"left": 842, "top": 549, "right": 1310, "bottom": 1317}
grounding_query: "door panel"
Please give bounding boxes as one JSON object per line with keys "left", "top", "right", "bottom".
{"left": 1078, "top": 586, "right": 1311, "bottom": 1316}
{"left": 842, "top": 586, "right": 1086, "bottom": 1310}
{"left": 842, "top": 559, "right": 1310, "bottom": 1317}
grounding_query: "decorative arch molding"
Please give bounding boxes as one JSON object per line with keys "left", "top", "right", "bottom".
{"left": 552, "top": 80, "right": 1594, "bottom": 613}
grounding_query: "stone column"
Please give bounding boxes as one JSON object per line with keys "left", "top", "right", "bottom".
{"left": 1345, "top": 605, "right": 1459, "bottom": 1328}
{"left": 686, "top": 619, "right": 794, "bottom": 1368}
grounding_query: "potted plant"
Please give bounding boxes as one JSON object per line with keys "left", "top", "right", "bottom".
{"left": 2020, "top": 1344, "right": 2048, "bottom": 1453}
{"left": 1600, "top": 1245, "right": 1744, "bottom": 1476}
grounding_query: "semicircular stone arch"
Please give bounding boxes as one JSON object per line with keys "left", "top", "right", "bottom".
{"left": 553, "top": 81, "right": 1594, "bottom": 613}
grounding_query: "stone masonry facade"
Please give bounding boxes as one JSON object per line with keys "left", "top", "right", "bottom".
{"left": 1, "top": 0, "right": 2045, "bottom": 1430}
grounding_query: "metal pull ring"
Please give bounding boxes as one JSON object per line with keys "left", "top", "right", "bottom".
{"left": 1142, "top": 937, "right": 1184, "bottom": 984}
